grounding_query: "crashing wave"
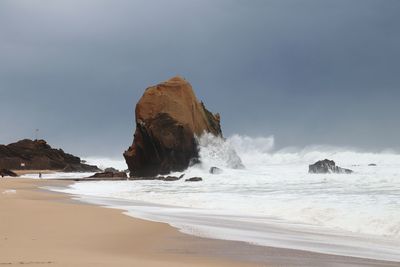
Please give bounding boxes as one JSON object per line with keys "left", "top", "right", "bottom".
{"left": 196, "top": 133, "right": 244, "bottom": 169}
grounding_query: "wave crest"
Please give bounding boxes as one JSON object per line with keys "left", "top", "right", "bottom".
{"left": 196, "top": 133, "right": 244, "bottom": 169}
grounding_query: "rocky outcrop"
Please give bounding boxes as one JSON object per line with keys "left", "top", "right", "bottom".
{"left": 0, "top": 168, "right": 18, "bottom": 177}
{"left": 0, "top": 139, "right": 100, "bottom": 172}
{"left": 309, "top": 159, "right": 353, "bottom": 174}
{"left": 89, "top": 171, "right": 127, "bottom": 178}
{"left": 124, "top": 76, "right": 222, "bottom": 177}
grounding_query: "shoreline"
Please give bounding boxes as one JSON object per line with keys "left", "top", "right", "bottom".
{"left": 1, "top": 178, "right": 399, "bottom": 266}
{"left": 0, "top": 178, "right": 253, "bottom": 267}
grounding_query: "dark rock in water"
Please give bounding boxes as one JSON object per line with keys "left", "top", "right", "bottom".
{"left": 209, "top": 166, "right": 222, "bottom": 174}
{"left": 124, "top": 76, "right": 222, "bottom": 177}
{"left": 131, "top": 175, "right": 184, "bottom": 181}
{"left": 309, "top": 159, "right": 353, "bottom": 174}
{"left": 162, "top": 176, "right": 181, "bottom": 181}
{"left": 368, "top": 163, "right": 377, "bottom": 166}
{"left": 89, "top": 171, "right": 127, "bottom": 178}
{"left": 0, "top": 139, "right": 100, "bottom": 172}
{"left": 0, "top": 168, "right": 18, "bottom": 177}
{"left": 185, "top": 177, "right": 203, "bottom": 182}
{"left": 104, "top": 167, "right": 119, "bottom": 173}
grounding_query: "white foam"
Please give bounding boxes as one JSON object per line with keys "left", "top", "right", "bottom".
{"left": 48, "top": 134, "right": 400, "bottom": 261}
{"left": 2, "top": 189, "right": 16, "bottom": 194}
{"left": 196, "top": 133, "right": 244, "bottom": 169}
{"left": 51, "top": 194, "right": 400, "bottom": 262}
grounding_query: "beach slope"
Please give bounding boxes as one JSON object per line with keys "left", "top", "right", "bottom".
{"left": 0, "top": 178, "right": 252, "bottom": 267}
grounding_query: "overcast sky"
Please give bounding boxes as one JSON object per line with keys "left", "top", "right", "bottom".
{"left": 1, "top": 0, "right": 399, "bottom": 157}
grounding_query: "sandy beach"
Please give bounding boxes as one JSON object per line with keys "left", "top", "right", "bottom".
{"left": 1, "top": 178, "right": 399, "bottom": 267}
{"left": 0, "top": 178, "right": 254, "bottom": 267}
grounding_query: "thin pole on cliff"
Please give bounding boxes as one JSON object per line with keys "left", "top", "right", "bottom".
{"left": 35, "top": 129, "right": 39, "bottom": 140}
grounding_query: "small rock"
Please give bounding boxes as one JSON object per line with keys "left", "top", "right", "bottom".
{"left": 163, "top": 176, "right": 181, "bottom": 181}
{"left": 104, "top": 167, "right": 119, "bottom": 173}
{"left": 209, "top": 167, "right": 222, "bottom": 174}
{"left": 131, "top": 175, "right": 184, "bottom": 181}
{"left": 89, "top": 171, "right": 127, "bottom": 178}
{"left": 368, "top": 163, "right": 377, "bottom": 166}
{"left": 309, "top": 159, "right": 353, "bottom": 174}
{"left": 185, "top": 177, "right": 203, "bottom": 182}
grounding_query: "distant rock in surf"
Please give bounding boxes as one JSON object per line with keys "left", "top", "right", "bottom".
{"left": 124, "top": 76, "right": 222, "bottom": 177}
{"left": 0, "top": 168, "right": 18, "bottom": 177}
{"left": 131, "top": 174, "right": 184, "bottom": 181}
{"left": 162, "top": 176, "right": 182, "bottom": 181}
{"left": 209, "top": 166, "right": 223, "bottom": 174}
{"left": 0, "top": 139, "right": 100, "bottom": 172}
{"left": 89, "top": 171, "right": 127, "bottom": 178}
{"left": 368, "top": 163, "right": 377, "bottom": 166}
{"left": 104, "top": 167, "right": 119, "bottom": 173}
{"left": 309, "top": 159, "right": 353, "bottom": 174}
{"left": 185, "top": 177, "right": 203, "bottom": 182}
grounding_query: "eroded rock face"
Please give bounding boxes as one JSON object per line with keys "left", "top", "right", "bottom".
{"left": 124, "top": 76, "right": 222, "bottom": 177}
{"left": 309, "top": 159, "right": 353, "bottom": 174}
{"left": 0, "top": 139, "right": 100, "bottom": 172}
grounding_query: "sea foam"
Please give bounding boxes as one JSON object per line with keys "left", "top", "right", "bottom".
{"left": 51, "top": 134, "right": 400, "bottom": 260}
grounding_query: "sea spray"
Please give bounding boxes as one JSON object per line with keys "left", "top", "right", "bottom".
{"left": 195, "top": 133, "right": 244, "bottom": 169}
{"left": 56, "top": 134, "right": 400, "bottom": 241}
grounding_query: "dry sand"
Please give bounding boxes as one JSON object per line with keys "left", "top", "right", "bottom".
{"left": 1, "top": 178, "right": 399, "bottom": 267}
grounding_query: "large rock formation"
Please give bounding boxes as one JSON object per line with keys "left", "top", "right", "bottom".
{"left": 124, "top": 76, "right": 222, "bottom": 177}
{"left": 0, "top": 139, "right": 100, "bottom": 172}
{"left": 309, "top": 159, "right": 353, "bottom": 174}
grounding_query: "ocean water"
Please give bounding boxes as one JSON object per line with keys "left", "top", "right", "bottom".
{"left": 50, "top": 134, "right": 400, "bottom": 261}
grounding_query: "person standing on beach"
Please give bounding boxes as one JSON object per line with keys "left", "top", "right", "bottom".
{"left": 39, "top": 172, "right": 42, "bottom": 179}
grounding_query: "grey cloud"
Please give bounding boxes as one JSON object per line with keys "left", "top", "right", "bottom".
{"left": 1, "top": 0, "right": 400, "bottom": 157}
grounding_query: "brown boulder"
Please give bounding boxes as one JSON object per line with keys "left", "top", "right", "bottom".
{"left": 124, "top": 76, "right": 222, "bottom": 177}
